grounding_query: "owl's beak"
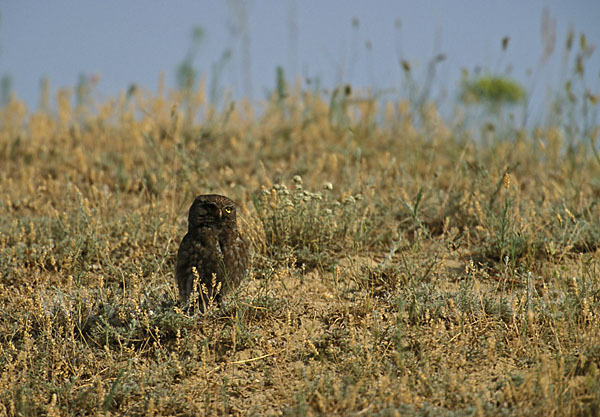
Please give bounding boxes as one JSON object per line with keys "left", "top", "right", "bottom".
{"left": 218, "top": 209, "right": 222, "bottom": 219}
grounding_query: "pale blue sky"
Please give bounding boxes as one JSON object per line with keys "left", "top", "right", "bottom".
{"left": 1, "top": 1, "right": 598, "bottom": 122}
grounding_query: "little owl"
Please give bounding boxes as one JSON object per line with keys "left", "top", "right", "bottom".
{"left": 175, "top": 194, "right": 249, "bottom": 310}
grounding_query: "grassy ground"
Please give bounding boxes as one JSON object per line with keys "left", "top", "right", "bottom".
{"left": 0, "top": 83, "right": 599, "bottom": 416}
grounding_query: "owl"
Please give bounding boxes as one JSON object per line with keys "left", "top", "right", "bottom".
{"left": 175, "top": 194, "right": 249, "bottom": 311}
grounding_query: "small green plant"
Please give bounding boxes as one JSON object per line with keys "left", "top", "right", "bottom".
{"left": 491, "top": 172, "right": 528, "bottom": 262}
{"left": 460, "top": 75, "right": 526, "bottom": 107}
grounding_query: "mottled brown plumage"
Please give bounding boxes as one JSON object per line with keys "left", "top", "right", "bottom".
{"left": 175, "top": 194, "right": 249, "bottom": 310}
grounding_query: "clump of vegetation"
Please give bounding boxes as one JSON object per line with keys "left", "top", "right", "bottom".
{"left": 253, "top": 176, "right": 369, "bottom": 267}
{"left": 461, "top": 75, "right": 526, "bottom": 106}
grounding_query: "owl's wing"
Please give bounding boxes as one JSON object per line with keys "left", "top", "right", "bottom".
{"left": 175, "top": 231, "right": 222, "bottom": 303}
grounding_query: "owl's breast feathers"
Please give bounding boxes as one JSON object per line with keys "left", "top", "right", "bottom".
{"left": 176, "top": 226, "right": 248, "bottom": 294}
{"left": 219, "top": 228, "right": 250, "bottom": 284}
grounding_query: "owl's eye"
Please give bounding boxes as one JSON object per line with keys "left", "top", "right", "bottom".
{"left": 223, "top": 207, "right": 233, "bottom": 215}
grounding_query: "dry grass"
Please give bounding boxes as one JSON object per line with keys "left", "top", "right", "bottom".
{"left": 0, "top": 81, "right": 599, "bottom": 416}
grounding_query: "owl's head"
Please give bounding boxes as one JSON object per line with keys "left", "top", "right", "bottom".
{"left": 188, "top": 194, "right": 238, "bottom": 230}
